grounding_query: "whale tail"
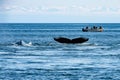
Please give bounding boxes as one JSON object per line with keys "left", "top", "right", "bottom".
{"left": 54, "top": 37, "right": 89, "bottom": 44}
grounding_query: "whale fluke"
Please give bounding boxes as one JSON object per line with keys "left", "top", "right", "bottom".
{"left": 54, "top": 37, "right": 89, "bottom": 44}
{"left": 54, "top": 37, "right": 71, "bottom": 43}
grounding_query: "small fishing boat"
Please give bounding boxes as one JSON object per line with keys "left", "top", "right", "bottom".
{"left": 82, "top": 26, "right": 103, "bottom": 32}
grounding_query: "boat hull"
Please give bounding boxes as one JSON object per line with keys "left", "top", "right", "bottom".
{"left": 82, "top": 29, "right": 103, "bottom": 32}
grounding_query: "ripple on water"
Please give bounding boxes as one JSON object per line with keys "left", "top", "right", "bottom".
{"left": 0, "top": 40, "right": 120, "bottom": 80}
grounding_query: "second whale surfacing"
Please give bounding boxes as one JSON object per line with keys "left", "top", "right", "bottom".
{"left": 14, "top": 40, "right": 32, "bottom": 46}
{"left": 54, "top": 37, "right": 89, "bottom": 44}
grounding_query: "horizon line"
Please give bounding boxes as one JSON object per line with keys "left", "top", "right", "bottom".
{"left": 0, "top": 22, "right": 120, "bottom": 24}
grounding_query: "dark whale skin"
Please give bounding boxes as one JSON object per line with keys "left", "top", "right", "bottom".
{"left": 54, "top": 37, "right": 89, "bottom": 44}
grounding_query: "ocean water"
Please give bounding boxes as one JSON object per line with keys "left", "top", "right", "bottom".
{"left": 0, "top": 23, "right": 120, "bottom": 80}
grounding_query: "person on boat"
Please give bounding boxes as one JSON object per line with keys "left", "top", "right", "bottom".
{"left": 99, "top": 26, "right": 103, "bottom": 32}
{"left": 82, "top": 26, "right": 89, "bottom": 32}
{"left": 95, "top": 27, "right": 97, "bottom": 29}
{"left": 93, "top": 26, "right": 96, "bottom": 29}
{"left": 85, "top": 26, "right": 89, "bottom": 30}
{"left": 91, "top": 26, "right": 96, "bottom": 31}
{"left": 86, "top": 26, "right": 88, "bottom": 29}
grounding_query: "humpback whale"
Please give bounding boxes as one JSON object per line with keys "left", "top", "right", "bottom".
{"left": 54, "top": 37, "right": 89, "bottom": 44}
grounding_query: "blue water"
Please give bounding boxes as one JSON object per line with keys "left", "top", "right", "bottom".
{"left": 0, "top": 23, "right": 120, "bottom": 80}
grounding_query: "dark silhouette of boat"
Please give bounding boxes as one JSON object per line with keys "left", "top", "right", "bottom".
{"left": 54, "top": 37, "right": 89, "bottom": 44}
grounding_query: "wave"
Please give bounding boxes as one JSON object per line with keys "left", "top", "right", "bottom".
{"left": 0, "top": 40, "right": 119, "bottom": 53}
